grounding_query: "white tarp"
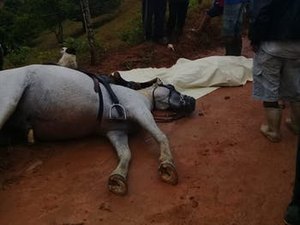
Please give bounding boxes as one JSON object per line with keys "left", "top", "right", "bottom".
{"left": 119, "top": 56, "right": 253, "bottom": 99}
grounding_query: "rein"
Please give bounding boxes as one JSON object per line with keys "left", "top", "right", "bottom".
{"left": 153, "top": 111, "right": 185, "bottom": 123}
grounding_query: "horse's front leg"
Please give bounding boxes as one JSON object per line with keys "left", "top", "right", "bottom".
{"left": 132, "top": 110, "right": 178, "bottom": 185}
{"left": 106, "top": 130, "right": 131, "bottom": 195}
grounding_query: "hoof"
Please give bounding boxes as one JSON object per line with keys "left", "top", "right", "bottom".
{"left": 108, "top": 174, "right": 128, "bottom": 196}
{"left": 158, "top": 162, "right": 178, "bottom": 185}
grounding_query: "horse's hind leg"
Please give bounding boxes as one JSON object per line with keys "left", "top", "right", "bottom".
{"left": 106, "top": 130, "right": 131, "bottom": 195}
{"left": 0, "top": 72, "right": 28, "bottom": 130}
{"left": 132, "top": 110, "right": 178, "bottom": 185}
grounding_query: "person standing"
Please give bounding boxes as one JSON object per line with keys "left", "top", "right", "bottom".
{"left": 250, "top": 1, "right": 300, "bottom": 223}
{"left": 196, "top": 0, "right": 247, "bottom": 55}
{"left": 166, "top": 0, "right": 190, "bottom": 44}
{"left": 249, "top": 0, "right": 300, "bottom": 143}
{"left": 142, "top": 0, "right": 167, "bottom": 44}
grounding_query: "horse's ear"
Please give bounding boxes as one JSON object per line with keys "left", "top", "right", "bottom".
{"left": 156, "top": 78, "right": 163, "bottom": 85}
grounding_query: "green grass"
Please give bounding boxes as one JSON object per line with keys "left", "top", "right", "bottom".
{"left": 4, "top": 0, "right": 213, "bottom": 67}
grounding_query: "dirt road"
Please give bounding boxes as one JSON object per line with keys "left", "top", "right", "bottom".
{"left": 0, "top": 13, "right": 296, "bottom": 224}
{"left": 0, "top": 82, "right": 297, "bottom": 225}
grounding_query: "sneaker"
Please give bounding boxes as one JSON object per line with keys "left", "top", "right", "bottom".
{"left": 284, "top": 203, "right": 300, "bottom": 225}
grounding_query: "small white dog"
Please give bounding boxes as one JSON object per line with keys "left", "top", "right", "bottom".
{"left": 57, "top": 47, "right": 78, "bottom": 69}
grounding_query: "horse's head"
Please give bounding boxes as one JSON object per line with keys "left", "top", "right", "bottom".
{"left": 152, "top": 80, "right": 196, "bottom": 115}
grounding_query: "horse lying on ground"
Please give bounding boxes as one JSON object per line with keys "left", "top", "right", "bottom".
{"left": 0, "top": 64, "right": 196, "bottom": 195}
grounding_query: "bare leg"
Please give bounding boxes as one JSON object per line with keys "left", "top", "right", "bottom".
{"left": 106, "top": 130, "right": 131, "bottom": 195}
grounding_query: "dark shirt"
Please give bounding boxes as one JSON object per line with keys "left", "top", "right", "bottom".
{"left": 249, "top": 0, "right": 300, "bottom": 45}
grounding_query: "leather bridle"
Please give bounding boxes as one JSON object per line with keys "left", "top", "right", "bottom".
{"left": 151, "top": 84, "right": 186, "bottom": 122}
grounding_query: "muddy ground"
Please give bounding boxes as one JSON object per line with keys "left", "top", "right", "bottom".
{"left": 0, "top": 10, "right": 298, "bottom": 225}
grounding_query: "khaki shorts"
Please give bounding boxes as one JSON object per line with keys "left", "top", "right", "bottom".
{"left": 252, "top": 48, "right": 300, "bottom": 102}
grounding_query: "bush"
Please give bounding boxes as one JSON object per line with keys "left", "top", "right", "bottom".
{"left": 6, "top": 46, "right": 31, "bottom": 67}
{"left": 120, "top": 17, "right": 144, "bottom": 45}
{"left": 63, "top": 37, "right": 89, "bottom": 53}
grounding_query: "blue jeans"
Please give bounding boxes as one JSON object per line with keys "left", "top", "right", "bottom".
{"left": 222, "top": 3, "right": 245, "bottom": 37}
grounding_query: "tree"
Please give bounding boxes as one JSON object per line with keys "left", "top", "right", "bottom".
{"left": 80, "top": 0, "right": 96, "bottom": 65}
{"left": 26, "top": 0, "right": 77, "bottom": 43}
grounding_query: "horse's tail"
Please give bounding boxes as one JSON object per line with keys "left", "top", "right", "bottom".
{"left": 0, "top": 67, "right": 29, "bottom": 129}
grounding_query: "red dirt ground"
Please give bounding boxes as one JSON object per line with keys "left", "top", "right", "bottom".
{"left": 0, "top": 12, "right": 298, "bottom": 225}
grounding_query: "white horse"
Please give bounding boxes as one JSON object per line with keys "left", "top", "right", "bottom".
{"left": 0, "top": 64, "right": 195, "bottom": 195}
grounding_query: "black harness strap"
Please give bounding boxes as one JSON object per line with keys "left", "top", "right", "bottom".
{"left": 96, "top": 82, "right": 104, "bottom": 121}
{"left": 81, "top": 71, "right": 125, "bottom": 118}
{"left": 96, "top": 75, "right": 125, "bottom": 117}
{"left": 81, "top": 71, "right": 104, "bottom": 121}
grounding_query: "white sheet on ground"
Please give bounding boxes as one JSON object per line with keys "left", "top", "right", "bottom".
{"left": 119, "top": 56, "right": 253, "bottom": 99}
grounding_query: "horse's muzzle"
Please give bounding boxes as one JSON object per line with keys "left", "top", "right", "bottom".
{"left": 170, "top": 95, "right": 195, "bottom": 115}
{"left": 182, "top": 96, "right": 196, "bottom": 114}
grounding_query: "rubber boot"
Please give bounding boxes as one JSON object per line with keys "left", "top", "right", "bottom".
{"left": 284, "top": 138, "right": 300, "bottom": 225}
{"left": 286, "top": 102, "right": 300, "bottom": 135}
{"left": 260, "top": 107, "right": 282, "bottom": 142}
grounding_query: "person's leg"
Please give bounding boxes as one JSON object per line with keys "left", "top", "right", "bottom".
{"left": 224, "top": 35, "right": 242, "bottom": 56}
{"left": 167, "top": 0, "right": 176, "bottom": 39}
{"left": 222, "top": 3, "right": 244, "bottom": 56}
{"left": 153, "top": 0, "right": 167, "bottom": 42}
{"left": 281, "top": 58, "right": 300, "bottom": 135}
{"left": 287, "top": 102, "right": 300, "bottom": 135}
{"left": 260, "top": 101, "right": 282, "bottom": 142}
{"left": 142, "top": 0, "right": 154, "bottom": 40}
{"left": 176, "top": 0, "right": 189, "bottom": 35}
{"left": 252, "top": 47, "right": 284, "bottom": 142}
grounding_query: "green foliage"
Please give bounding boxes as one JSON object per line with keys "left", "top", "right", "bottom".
{"left": 197, "top": 0, "right": 213, "bottom": 8}
{"left": 97, "top": 0, "right": 122, "bottom": 15}
{"left": 0, "top": 1, "right": 42, "bottom": 49}
{"left": 189, "top": 0, "right": 200, "bottom": 8}
{"left": 120, "top": 16, "right": 144, "bottom": 45}
{"left": 5, "top": 46, "right": 31, "bottom": 67}
{"left": 63, "top": 37, "right": 89, "bottom": 53}
{"left": 69, "top": 0, "right": 122, "bottom": 21}
{"left": 0, "top": 0, "right": 123, "bottom": 51}
{"left": 33, "top": 49, "right": 58, "bottom": 65}
{"left": 92, "top": 13, "right": 118, "bottom": 29}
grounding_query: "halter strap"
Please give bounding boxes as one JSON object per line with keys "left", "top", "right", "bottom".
{"left": 152, "top": 85, "right": 158, "bottom": 111}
